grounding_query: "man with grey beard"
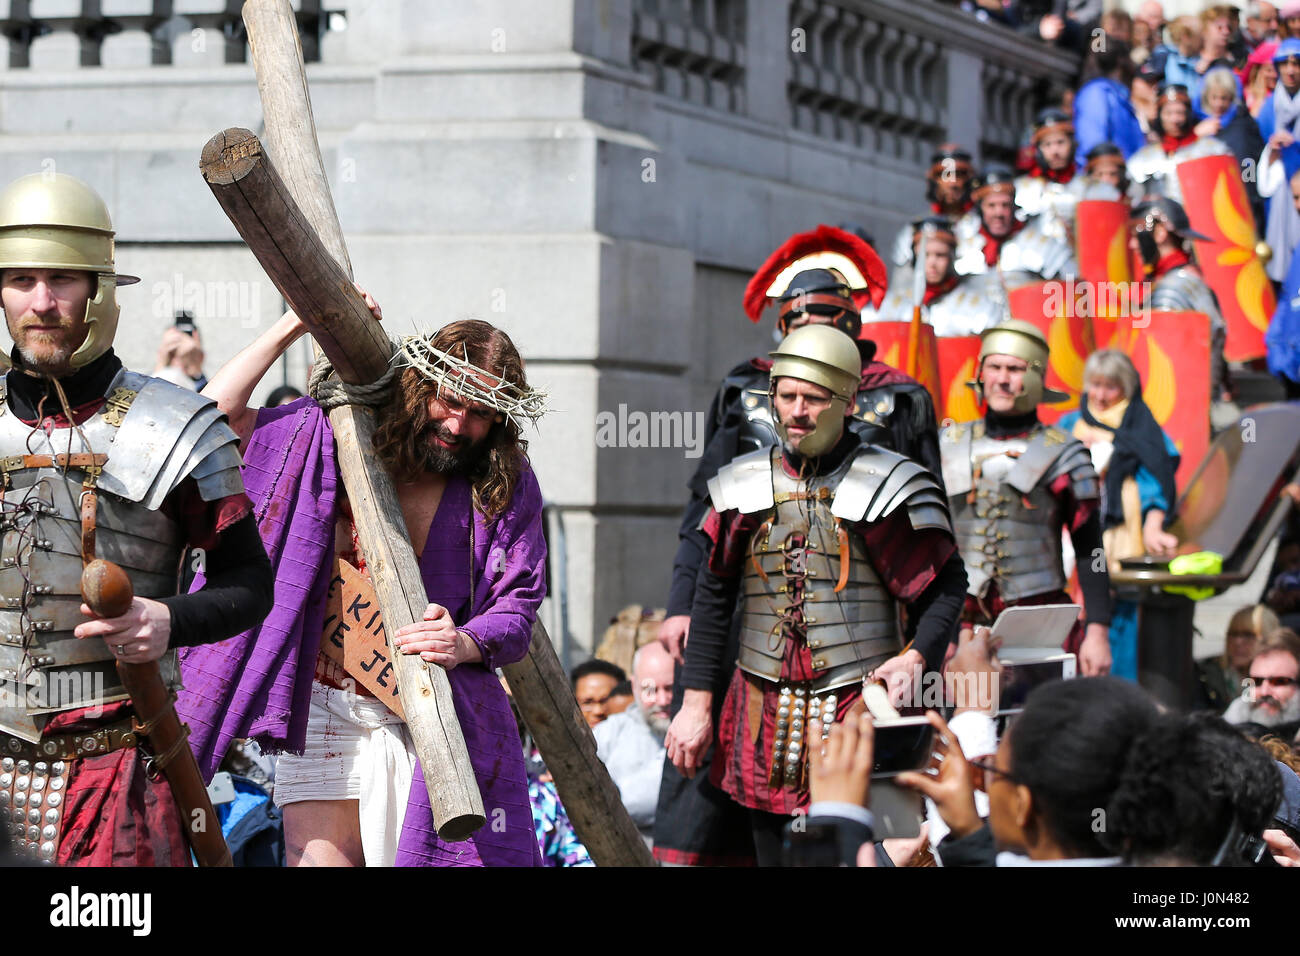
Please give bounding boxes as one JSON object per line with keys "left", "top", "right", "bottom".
{"left": 1224, "top": 630, "right": 1300, "bottom": 730}
{"left": 593, "top": 639, "right": 675, "bottom": 844}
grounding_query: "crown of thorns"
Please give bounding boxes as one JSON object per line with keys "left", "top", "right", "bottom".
{"left": 395, "top": 333, "right": 548, "bottom": 428}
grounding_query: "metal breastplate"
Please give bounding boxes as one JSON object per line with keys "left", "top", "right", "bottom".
{"left": 1133, "top": 138, "right": 1232, "bottom": 205}
{"left": 998, "top": 218, "right": 1076, "bottom": 281}
{"left": 1151, "top": 267, "right": 1224, "bottom": 331}
{"left": 926, "top": 274, "right": 1008, "bottom": 337}
{"left": 942, "top": 423, "right": 1068, "bottom": 602}
{"left": 0, "top": 377, "right": 187, "bottom": 743}
{"left": 737, "top": 450, "right": 901, "bottom": 692}
{"left": 1015, "top": 176, "right": 1081, "bottom": 243}
{"left": 1127, "top": 143, "right": 1177, "bottom": 200}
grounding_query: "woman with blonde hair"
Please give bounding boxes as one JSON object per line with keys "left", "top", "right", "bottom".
{"left": 1196, "top": 66, "right": 1267, "bottom": 228}
{"left": 1057, "top": 349, "right": 1180, "bottom": 681}
{"left": 1196, "top": 605, "right": 1280, "bottom": 712}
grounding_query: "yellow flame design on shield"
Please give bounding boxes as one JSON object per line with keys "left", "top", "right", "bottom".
{"left": 1212, "top": 172, "right": 1271, "bottom": 331}
{"left": 1048, "top": 311, "right": 1085, "bottom": 393}
{"left": 1106, "top": 224, "right": 1132, "bottom": 287}
{"left": 1144, "top": 336, "right": 1175, "bottom": 424}
{"left": 946, "top": 357, "right": 980, "bottom": 422}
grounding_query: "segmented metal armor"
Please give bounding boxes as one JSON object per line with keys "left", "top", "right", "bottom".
{"left": 954, "top": 215, "right": 1078, "bottom": 284}
{"left": 708, "top": 444, "right": 951, "bottom": 693}
{"left": 0, "top": 370, "right": 243, "bottom": 745}
{"left": 940, "top": 420, "right": 1098, "bottom": 602}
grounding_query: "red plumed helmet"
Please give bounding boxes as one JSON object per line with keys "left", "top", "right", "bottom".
{"left": 742, "top": 225, "right": 889, "bottom": 329}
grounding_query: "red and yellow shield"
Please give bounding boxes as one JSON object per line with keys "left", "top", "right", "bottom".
{"left": 861, "top": 319, "right": 941, "bottom": 419}
{"left": 1006, "top": 281, "right": 1096, "bottom": 426}
{"left": 1098, "top": 310, "right": 1211, "bottom": 492}
{"left": 1176, "top": 154, "right": 1274, "bottom": 361}
{"left": 936, "top": 335, "right": 982, "bottom": 424}
{"left": 1075, "top": 198, "right": 1138, "bottom": 290}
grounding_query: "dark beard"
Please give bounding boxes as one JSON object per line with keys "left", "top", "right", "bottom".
{"left": 422, "top": 421, "right": 491, "bottom": 478}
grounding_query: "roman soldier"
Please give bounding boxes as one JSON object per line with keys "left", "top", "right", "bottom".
{"left": 1130, "top": 196, "right": 1231, "bottom": 411}
{"left": 0, "top": 173, "right": 273, "bottom": 864}
{"left": 871, "top": 216, "right": 1006, "bottom": 337}
{"left": 665, "top": 324, "right": 967, "bottom": 864}
{"left": 954, "top": 166, "right": 1078, "bottom": 288}
{"left": 1127, "top": 83, "right": 1233, "bottom": 205}
{"left": 653, "top": 225, "right": 943, "bottom": 865}
{"left": 939, "top": 320, "right": 1113, "bottom": 677}
{"left": 889, "top": 143, "right": 982, "bottom": 267}
{"left": 1014, "top": 108, "right": 1085, "bottom": 243}
{"left": 1081, "top": 141, "right": 1131, "bottom": 198}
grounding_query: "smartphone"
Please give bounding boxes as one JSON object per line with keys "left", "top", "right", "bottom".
{"left": 868, "top": 715, "right": 936, "bottom": 840}
{"left": 174, "top": 311, "right": 197, "bottom": 336}
{"left": 996, "top": 649, "right": 1077, "bottom": 715}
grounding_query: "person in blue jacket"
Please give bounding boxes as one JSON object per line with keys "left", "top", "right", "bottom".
{"left": 1267, "top": 164, "right": 1300, "bottom": 398}
{"left": 1057, "top": 350, "right": 1180, "bottom": 682}
{"left": 1075, "top": 38, "right": 1147, "bottom": 165}
{"left": 1256, "top": 38, "right": 1300, "bottom": 282}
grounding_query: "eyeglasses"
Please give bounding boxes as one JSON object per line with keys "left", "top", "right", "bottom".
{"left": 967, "top": 756, "right": 1019, "bottom": 785}
{"left": 1245, "top": 675, "right": 1299, "bottom": 689}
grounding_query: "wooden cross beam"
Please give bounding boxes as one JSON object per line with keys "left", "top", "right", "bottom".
{"left": 198, "top": 0, "right": 655, "bottom": 865}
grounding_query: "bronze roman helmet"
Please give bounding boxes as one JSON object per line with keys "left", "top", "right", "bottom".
{"left": 974, "top": 319, "right": 1069, "bottom": 414}
{"left": 768, "top": 324, "right": 860, "bottom": 457}
{"left": 0, "top": 173, "right": 139, "bottom": 368}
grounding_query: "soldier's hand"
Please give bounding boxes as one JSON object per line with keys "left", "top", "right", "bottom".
{"left": 658, "top": 614, "right": 690, "bottom": 665}
{"left": 870, "top": 648, "right": 924, "bottom": 709}
{"left": 75, "top": 597, "right": 171, "bottom": 663}
{"left": 393, "top": 603, "right": 482, "bottom": 670}
{"left": 665, "top": 689, "right": 712, "bottom": 778}
{"left": 1078, "top": 622, "right": 1111, "bottom": 677}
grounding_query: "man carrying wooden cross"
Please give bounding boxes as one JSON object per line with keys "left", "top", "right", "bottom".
{"left": 180, "top": 303, "right": 549, "bottom": 867}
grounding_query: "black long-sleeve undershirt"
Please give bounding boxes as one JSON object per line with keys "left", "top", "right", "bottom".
{"left": 1070, "top": 508, "right": 1113, "bottom": 627}
{"left": 161, "top": 511, "right": 274, "bottom": 647}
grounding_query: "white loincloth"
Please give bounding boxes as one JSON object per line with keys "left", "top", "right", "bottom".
{"left": 273, "top": 679, "right": 416, "bottom": 867}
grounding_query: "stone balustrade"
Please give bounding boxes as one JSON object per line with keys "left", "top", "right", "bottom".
{"left": 1, "top": 0, "right": 328, "bottom": 68}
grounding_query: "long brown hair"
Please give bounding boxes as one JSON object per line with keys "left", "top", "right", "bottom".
{"left": 372, "top": 319, "right": 531, "bottom": 518}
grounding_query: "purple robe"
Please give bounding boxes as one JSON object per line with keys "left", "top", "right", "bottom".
{"left": 179, "top": 399, "right": 545, "bottom": 866}
{"left": 176, "top": 398, "right": 335, "bottom": 774}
